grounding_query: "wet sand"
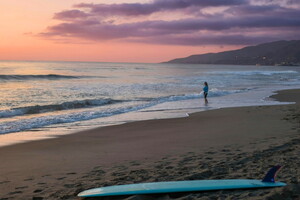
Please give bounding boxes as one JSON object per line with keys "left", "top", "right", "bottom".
{"left": 0, "top": 89, "right": 300, "bottom": 200}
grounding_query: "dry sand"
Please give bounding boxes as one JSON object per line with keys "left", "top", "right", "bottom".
{"left": 0, "top": 89, "right": 300, "bottom": 200}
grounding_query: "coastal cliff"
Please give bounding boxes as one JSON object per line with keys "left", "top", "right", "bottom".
{"left": 166, "top": 40, "right": 300, "bottom": 66}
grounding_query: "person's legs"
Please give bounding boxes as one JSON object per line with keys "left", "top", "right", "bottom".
{"left": 204, "top": 92, "right": 208, "bottom": 104}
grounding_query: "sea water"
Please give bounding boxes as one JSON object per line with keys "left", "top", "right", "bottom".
{"left": 0, "top": 61, "right": 299, "bottom": 146}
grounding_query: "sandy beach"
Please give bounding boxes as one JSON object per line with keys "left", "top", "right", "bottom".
{"left": 1, "top": 89, "right": 300, "bottom": 200}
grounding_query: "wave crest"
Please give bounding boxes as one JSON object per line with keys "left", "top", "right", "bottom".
{"left": 0, "top": 98, "right": 120, "bottom": 118}
{"left": 0, "top": 74, "right": 82, "bottom": 81}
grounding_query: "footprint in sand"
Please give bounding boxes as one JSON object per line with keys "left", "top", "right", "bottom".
{"left": 24, "top": 178, "right": 34, "bottom": 181}
{"left": 64, "top": 184, "right": 75, "bottom": 188}
{"left": 8, "top": 191, "right": 22, "bottom": 195}
{"left": 129, "top": 161, "right": 141, "bottom": 166}
{"left": 66, "top": 172, "right": 77, "bottom": 175}
{"left": 90, "top": 169, "right": 105, "bottom": 176}
{"left": 15, "top": 186, "right": 28, "bottom": 189}
{"left": 34, "top": 189, "right": 43, "bottom": 193}
{"left": 32, "top": 197, "right": 44, "bottom": 200}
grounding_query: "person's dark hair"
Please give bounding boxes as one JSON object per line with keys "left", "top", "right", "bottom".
{"left": 204, "top": 82, "right": 208, "bottom": 86}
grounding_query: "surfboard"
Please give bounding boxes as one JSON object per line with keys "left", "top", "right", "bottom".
{"left": 78, "top": 165, "right": 286, "bottom": 197}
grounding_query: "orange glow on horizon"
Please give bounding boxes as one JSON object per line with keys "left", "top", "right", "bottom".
{"left": 0, "top": 41, "right": 240, "bottom": 63}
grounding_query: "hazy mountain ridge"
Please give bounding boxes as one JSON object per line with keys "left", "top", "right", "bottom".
{"left": 166, "top": 40, "right": 300, "bottom": 66}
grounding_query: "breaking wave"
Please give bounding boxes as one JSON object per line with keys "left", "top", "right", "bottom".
{"left": 0, "top": 74, "right": 84, "bottom": 81}
{"left": 0, "top": 98, "right": 121, "bottom": 118}
{"left": 0, "top": 88, "right": 249, "bottom": 134}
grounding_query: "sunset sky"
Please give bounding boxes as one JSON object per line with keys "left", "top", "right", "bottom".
{"left": 0, "top": 0, "right": 299, "bottom": 63}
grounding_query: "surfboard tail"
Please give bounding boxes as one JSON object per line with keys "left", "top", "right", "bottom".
{"left": 262, "top": 165, "right": 282, "bottom": 183}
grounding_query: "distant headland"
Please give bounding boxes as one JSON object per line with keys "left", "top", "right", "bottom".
{"left": 165, "top": 40, "right": 300, "bottom": 66}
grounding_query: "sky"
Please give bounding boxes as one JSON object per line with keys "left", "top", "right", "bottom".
{"left": 0, "top": 0, "right": 299, "bottom": 63}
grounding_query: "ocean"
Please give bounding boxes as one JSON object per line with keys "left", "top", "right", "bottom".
{"left": 1, "top": 61, "right": 300, "bottom": 146}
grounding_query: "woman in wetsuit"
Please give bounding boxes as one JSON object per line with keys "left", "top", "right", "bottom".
{"left": 203, "top": 82, "right": 208, "bottom": 103}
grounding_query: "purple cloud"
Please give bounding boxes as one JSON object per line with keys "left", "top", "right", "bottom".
{"left": 54, "top": 10, "right": 90, "bottom": 20}
{"left": 73, "top": 0, "right": 246, "bottom": 17}
{"left": 39, "top": 0, "right": 300, "bottom": 46}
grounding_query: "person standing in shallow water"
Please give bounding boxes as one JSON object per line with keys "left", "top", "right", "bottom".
{"left": 203, "top": 82, "right": 209, "bottom": 103}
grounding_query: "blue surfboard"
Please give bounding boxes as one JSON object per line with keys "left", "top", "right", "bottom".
{"left": 78, "top": 165, "right": 286, "bottom": 197}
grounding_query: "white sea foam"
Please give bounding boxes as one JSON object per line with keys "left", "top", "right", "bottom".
{"left": 0, "top": 88, "right": 246, "bottom": 134}
{"left": 0, "top": 98, "right": 120, "bottom": 118}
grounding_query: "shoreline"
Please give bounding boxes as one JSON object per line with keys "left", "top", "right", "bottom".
{"left": 1, "top": 89, "right": 300, "bottom": 199}
{"left": 0, "top": 87, "right": 293, "bottom": 148}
